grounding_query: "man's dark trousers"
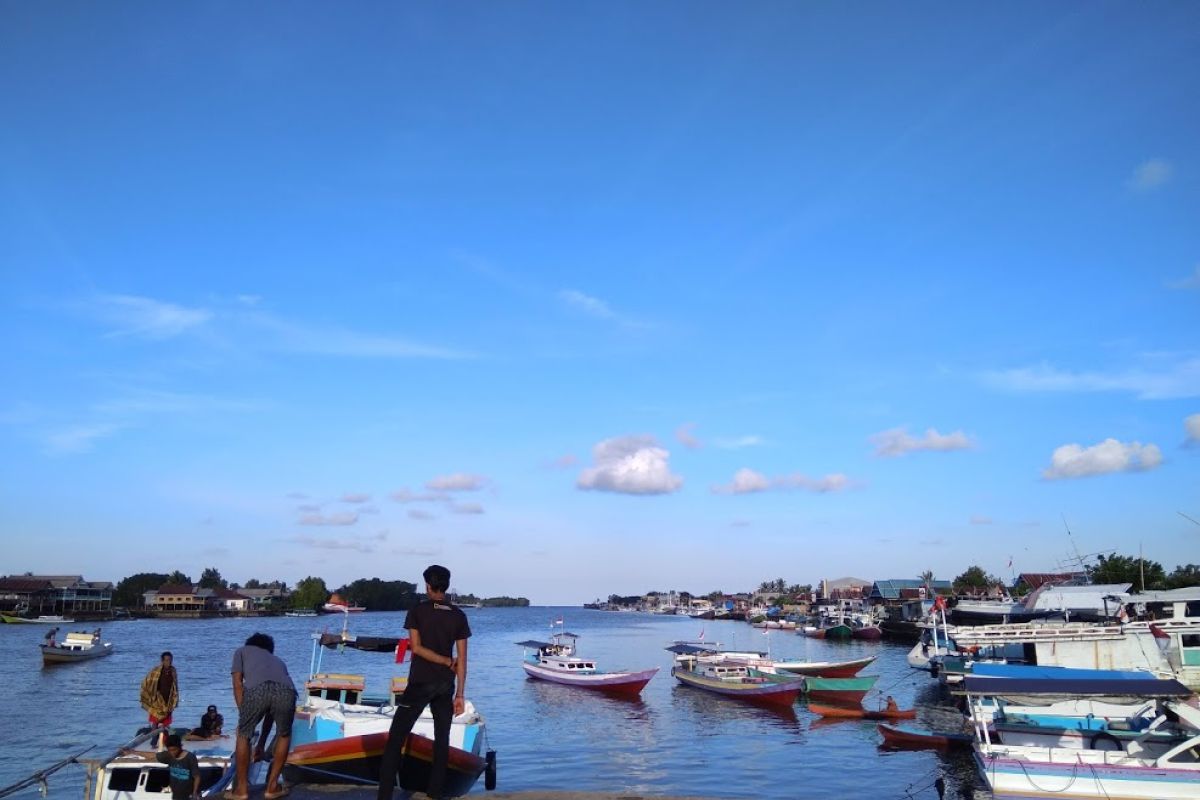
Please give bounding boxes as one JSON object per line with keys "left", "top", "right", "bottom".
{"left": 376, "top": 679, "right": 454, "bottom": 800}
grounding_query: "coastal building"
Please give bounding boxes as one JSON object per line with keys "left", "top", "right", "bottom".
{"left": 142, "top": 583, "right": 214, "bottom": 612}
{"left": 211, "top": 587, "right": 252, "bottom": 612}
{"left": 868, "top": 578, "right": 953, "bottom": 603}
{"left": 238, "top": 582, "right": 290, "bottom": 610}
{"left": 819, "top": 577, "right": 871, "bottom": 600}
{"left": 0, "top": 574, "right": 113, "bottom": 616}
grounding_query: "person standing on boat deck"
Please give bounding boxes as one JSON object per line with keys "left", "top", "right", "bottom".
{"left": 376, "top": 564, "right": 471, "bottom": 800}
{"left": 140, "top": 651, "right": 180, "bottom": 749}
{"left": 229, "top": 632, "right": 296, "bottom": 800}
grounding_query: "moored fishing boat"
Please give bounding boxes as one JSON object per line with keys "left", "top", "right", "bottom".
{"left": 41, "top": 629, "right": 113, "bottom": 665}
{"left": 773, "top": 655, "right": 877, "bottom": 678}
{"left": 517, "top": 628, "right": 658, "bottom": 696}
{"left": 666, "top": 643, "right": 805, "bottom": 708}
{"left": 285, "top": 625, "right": 494, "bottom": 795}
{"left": 800, "top": 675, "right": 878, "bottom": 705}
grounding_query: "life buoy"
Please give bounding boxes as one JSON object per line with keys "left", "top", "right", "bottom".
{"left": 1089, "top": 731, "right": 1121, "bottom": 751}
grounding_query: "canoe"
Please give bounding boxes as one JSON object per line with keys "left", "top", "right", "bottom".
{"left": 809, "top": 703, "right": 917, "bottom": 720}
{"left": 877, "top": 723, "right": 972, "bottom": 749}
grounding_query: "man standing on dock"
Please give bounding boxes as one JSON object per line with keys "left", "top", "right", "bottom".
{"left": 139, "top": 651, "right": 179, "bottom": 749}
{"left": 376, "top": 564, "right": 471, "bottom": 800}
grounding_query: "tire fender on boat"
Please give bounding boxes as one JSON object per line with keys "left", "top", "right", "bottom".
{"left": 1089, "top": 731, "right": 1121, "bottom": 751}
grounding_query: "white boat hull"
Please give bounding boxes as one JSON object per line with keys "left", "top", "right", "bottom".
{"left": 975, "top": 743, "right": 1200, "bottom": 800}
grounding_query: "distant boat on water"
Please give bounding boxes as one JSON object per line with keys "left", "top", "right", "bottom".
{"left": 322, "top": 593, "right": 366, "bottom": 613}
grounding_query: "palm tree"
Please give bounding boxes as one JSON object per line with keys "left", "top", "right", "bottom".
{"left": 919, "top": 570, "right": 934, "bottom": 593}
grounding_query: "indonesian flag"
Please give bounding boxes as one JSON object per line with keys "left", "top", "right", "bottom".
{"left": 395, "top": 638, "right": 409, "bottom": 663}
{"left": 551, "top": 617, "right": 563, "bottom": 628}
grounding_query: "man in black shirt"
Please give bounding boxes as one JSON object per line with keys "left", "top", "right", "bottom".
{"left": 376, "top": 564, "right": 470, "bottom": 800}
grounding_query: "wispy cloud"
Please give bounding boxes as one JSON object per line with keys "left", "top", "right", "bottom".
{"left": 463, "top": 538, "right": 498, "bottom": 547}
{"left": 298, "top": 512, "right": 359, "bottom": 526}
{"left": 45, "top": 423, "right": 124, "bottom": 454}
{"left": 449, "top": 502, "right": 485, "bottom": 515}
{"left": 983, "top": 357, "right": 1200, "bottom": 400}
{"left": 712, "top": 467, "right": 852, "bottom": 495}
{"left": 246, "top": 312, "right": 472, "bottom": 360}
{"left": 713, "top": 435, "right": 765, "bottom": 450}
{"left": 1169, "top": 265, "right": 1200, "bottom": 290}
{"left": 970, "top": 515, "right": 993, "bottom": 525}
{"left": 1128, "top": 158, "right": 1173, "bottom": 191}
{"left": 93, "top": 294, "right": 211, "bottom": 339}
{"left": 390, "top": 488, "right": 448, "bottom": 504}
{"left": 426, "top": 473, "right": 488, "bottom": 492}
{"left": 547, "top": 453, "right": 578, "bottom": 470}
{"left": 675, "top": 423, "right": 702, "bottom": 450}
{"left": 340, "top": 493, "right": 371, "bottom": 504}
{"left": 289, "top": 534, "right": 376, "bottom": 553}
{"left": 1042, "top": 438, "right": 1163, "bottom": 480}
{"left": 870, "top": 426, "right": 973, "bottom": 457}
{"left": 408, "top": 509, "right": 436, "bottom": 521}
{"left": 577, "top": 434, "right": 684, "bottom": 495}
{"left": 558, "top": 289, "right": 646, "bottom": 329}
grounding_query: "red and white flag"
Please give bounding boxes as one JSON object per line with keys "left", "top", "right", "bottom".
{"left": 551, "top": 617, "right": 563, "bottom": 628}
{"left": 395, "top": 638, "right": 409, "bottom": 663}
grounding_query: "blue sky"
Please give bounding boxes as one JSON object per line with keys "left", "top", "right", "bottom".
{"left": 1, "top": 2, "right": 1197, "bottom": 604}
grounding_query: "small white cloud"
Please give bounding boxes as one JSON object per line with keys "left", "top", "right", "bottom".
{"left": 285, "top": 491, "right": 309, "bottom": 500}
{"left": 408, "top": 509, "right": 435, "bottom": 521}
{"left": 236, "top": 294, "right": 261, "bottom": 306}
{"left": 1168, "top": 265, "right": 1200, "bottom": 290}
{"left": 94, "top": 294, "right": 211, "bottom": 339}
{"left": 1042, "top": 438, "right": 1163, "bottom": 480}
{"left": 449, "top": 502, "right": 485, "bottom": 515}
{"left": 1128, "top": 158, "right": 1173, "bottom": 191}
{"left": 548, "top": 453, "right": 577, "bottom": 470}
{"left": 675, "top": 423, "right": 702, "bottom": 450}
{"left": 426, "top": 473, "right": 488, "bottom": 492}
{"left": 1184, "top": 413, "right": 1200, "bottom": 446}
{"left": 713, "top": 435, "right": 765, "bottom": 450}
{"left": 576, "top": 435, "right": 684, "bottom": 495}
{"left": 45, "top": 423, "right": 123, "bottom": 454}
{"left": 713, "top": 468, "right": 771, "bottom": 494}
{"left": 298, "top": 512, "right": 359, "bottom": 526}
{"left": 296, "top": 504, "right": 322, "bottom": 513}
{"left": 289, "top": 535, "right": 374, "bottom": 553}
{"left": 871, "top": 426, "right": 973, "bottom": 457}
{"left": 712, "top": 468, "right": 851, "bottom": 495}
{"left": 970, "top": 515, "right": 993, "bottom": 525}
{"left": 341, "top": 493, "right": 371, "bottom": 504}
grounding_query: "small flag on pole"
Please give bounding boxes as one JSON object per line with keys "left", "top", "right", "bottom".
{"left": 551, "top": 617, "right": 563, "bottom": 628}
{"left": 395, "top": 638, "right": 409, "bottom": 663}
{"left": 697, "top": 627, "right": 705, "bottom": 641}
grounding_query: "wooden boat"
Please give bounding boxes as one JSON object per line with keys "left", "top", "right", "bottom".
{"left": 517, "top": 629, "right": 658, "bottom": 696}
{"left": 809, "top": 702, "right": 917, "bottom": 720}
{"left": 666, "top": 644, "right": 805, "bottom": 708}
{"left": 877, "top": 723, "right": 971, "bottom": 749}
{"left": 285, "top": 623, "right": 494, "bottom": 795}
{"left": 773, "top": 655, "right": 876, "bottom": 678}
{"left": 41, "top": 630, "right": 113, "bottom": 664}
{"left": 801, "top": 675, "right": 878, "bottom": 704}
{"left": 2, "top": 613, "right": 72, "bottom": 624}
{"left": 803, "top": 621, "right": 852, "bottom": 640}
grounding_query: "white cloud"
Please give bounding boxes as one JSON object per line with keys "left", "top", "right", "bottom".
{"left": 870, "top": 426, "right": 973, "bottom": 457}
{"left": 426, "top": 473, "right": 487, "bottom": 492}
{"left": 548, "top": 454, "right": 577, "bottom": 470}
{"left": 408, "top": 509, "right": 435, "bottom": 521}
{"left": 298, "top": 512, "right": 359, "bottom": 526}
{"left": 340, "top": 493, "right": 371, "bottom": 504}
{"left": 576, "top": 435, "right": 684, "bottom": 495}
{"left": 713, "top": 468, "right": 771, "bottom": 494}
{"left": 712, "top": 468, "right": 851, "bottom": 495}
{"left": 983, "top": 358, "right": 1200, "bottom": 400}
{"left": 296, "top": 504, "right": 322, "bottom": 513}
{"left": 390, "top": 488, "right": 448, "bottom": 503}
{"left": 45, "top": 423, "right": 124, "bottom": 454}
{"left": 675, "top": 423, "right": 702, "bottom": 450}
{"left": 449, "top": 502, "right": 485, "bottom": 515}
{"left": 1128, "top": 158, "right": 1173, "bottom": 191}
{"left": 713, "top": 435, "right": 765, "bottom": 450}
{"left": 1184, "top": 414, "right": 1200, "bottom": 445}
{"left": 289, "top": 534, "right": 375, "bottom": 553}
{"left": 1042, "top": 438, "right": 1163, "bottom": 480}
{"left": 94, "top": 294, "right": 211, "bottom": 339}
{"left": 1170, "top": 265, "right": 1200, "bottom": 290}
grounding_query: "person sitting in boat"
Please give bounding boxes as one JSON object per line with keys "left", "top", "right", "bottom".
{"left": 186, "top": 705, "right": 224, "bottom": 739}
{"left": 885, "top": 695, "right": 898, "bottom": 712}
{"left": 92, "top": 628, "right": 101, "bottom": 643}
{"left": 45, "top": 627, "right": 59, "bottom": 647}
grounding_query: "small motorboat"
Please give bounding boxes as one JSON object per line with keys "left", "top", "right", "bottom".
{"left": 809, "top": 703, "right": 918, "bottom": 720}
{"left": 41, "top": 629, "right": 113, "bottom": 665}
{"left": 877, "top": 722, "right": 972, "bottom": 749}
{"left": 518, "top": 629, "right": 658, "bottom": 697}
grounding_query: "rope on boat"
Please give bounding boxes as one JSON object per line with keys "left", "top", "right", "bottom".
{"left": 0, "top": 746, "right": 93, "bottom": 798}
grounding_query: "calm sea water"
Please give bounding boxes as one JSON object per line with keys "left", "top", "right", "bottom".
{"left": 0, "top": 609, "right": 983, "bottom": 799}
